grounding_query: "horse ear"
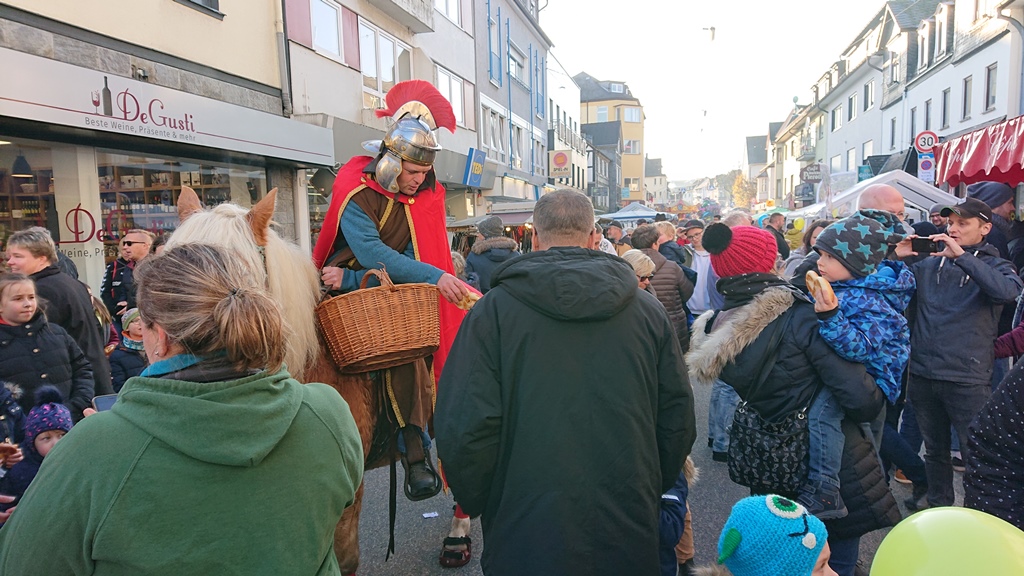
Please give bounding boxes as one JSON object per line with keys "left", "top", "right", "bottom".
{"left": 247, "top": 188, "right": 277, "bottom": 246}
{"left": 177, "top": 186, "right": 203, "bottom": 222}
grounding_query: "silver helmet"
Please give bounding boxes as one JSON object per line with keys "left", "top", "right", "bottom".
{"left": 361, "top": 80, "right": 457, "bottom": 193}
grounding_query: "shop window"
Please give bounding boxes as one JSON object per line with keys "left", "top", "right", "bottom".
{"left": 96, "top": 150, "right": 266, "bottom": 258}
{"left": 0, "top": 141, "right": 56, "bottom": 249}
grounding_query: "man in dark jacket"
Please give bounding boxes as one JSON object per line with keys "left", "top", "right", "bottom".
{"left": 436, "top": 190, "right": 696, "bottom": 576}
{"left": 100, "top": 229, "right": 153, "bottom": 319}
{"left": 6, "top": 227, "right": 113, "bottom": 398}
{"left": 765, "top": 212, "right": 790, "bottom": 259}
{"left": 895, "top": 198, "right": 1023, "bottom": 509}
{"left": 465, "top": 215, "right": 520, "bottom": 294}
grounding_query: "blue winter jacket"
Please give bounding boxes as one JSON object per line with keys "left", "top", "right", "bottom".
{"left": 817, "top": 260, "right": 915, "bottom": 404}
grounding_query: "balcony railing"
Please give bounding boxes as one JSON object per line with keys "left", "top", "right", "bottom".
{"left": 549, "top": 120, "right": 587, "bottom": 153}
{"left": 364, "top": 0, "right": 433, "bottom": 33}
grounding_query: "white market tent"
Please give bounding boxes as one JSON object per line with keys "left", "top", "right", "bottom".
{"left": 600, "top": 202, "right": 669, "bottom": 226}
{"left": 787, "top": 170, "right": 958, "bottom": 229}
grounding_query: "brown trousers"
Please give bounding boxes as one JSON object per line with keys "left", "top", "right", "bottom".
{"left": 385, "top": 358, "right": 433, "bottom": 432}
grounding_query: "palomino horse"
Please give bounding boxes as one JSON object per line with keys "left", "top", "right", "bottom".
{"left": 167, "top": 186, "right": 424, "bottom": 573}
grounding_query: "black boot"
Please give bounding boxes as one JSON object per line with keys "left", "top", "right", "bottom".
{"left": 401, "top": 427, "right": 441, "bottom": 501}
{"left": 904, "top": 482, "right": 929, "bottom": 511}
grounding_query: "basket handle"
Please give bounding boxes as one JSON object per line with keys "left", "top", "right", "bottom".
{"left": 359, "top": 265, "right": 396, "bottom": 291}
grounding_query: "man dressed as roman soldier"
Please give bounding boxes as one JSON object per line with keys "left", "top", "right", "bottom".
{"left": 312, "top": 80, "right": 477, "bottom": 567}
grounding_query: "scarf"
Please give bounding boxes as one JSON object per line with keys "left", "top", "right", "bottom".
{"left": 717, "top": 273, "right": 803, "bottom": 311}
{"left": 121, "top": 336, "right": 145, "bottom": 351}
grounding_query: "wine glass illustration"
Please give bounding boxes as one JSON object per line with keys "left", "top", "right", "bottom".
{"left": 91, "top": 91, "right": 100, "bottom": 114}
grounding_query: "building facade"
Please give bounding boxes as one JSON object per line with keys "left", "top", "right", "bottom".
{"left": 546, "top": 53, "right": 587, "bottom": 194}
{"left": 582, "top": 121, "right": 622, "bottom": 212}
{"left": 0, "top": 0, "right": 332, "bottom": 290}
{"left": 575, "top": 71, "right": 645, "bottom": 205}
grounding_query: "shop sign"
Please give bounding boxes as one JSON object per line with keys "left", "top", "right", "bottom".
{"left": 621, "top": 187, "right": 630, "bottom": 199}
{"left": 800, "top": 163, "right": 823, "bottom": 184}
{"left": 0, "top": 47, "right": 333, "bottom": 165}
{"left": 857, "top": 165, "right": 874, "bottom": 182}
{"left": 462, "top": 148, "right": 487, "bottom": 187}
{"left": 549, "top": 150, "right": 571, "bottom": 178}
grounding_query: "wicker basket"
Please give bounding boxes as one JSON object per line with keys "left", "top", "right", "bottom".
{"left": 316, "top": 267, "right": 440, "bottom": 374}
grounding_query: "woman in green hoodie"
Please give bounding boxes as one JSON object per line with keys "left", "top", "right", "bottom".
{"left": 0, "top": 244, "right": 364, "bottom": 576}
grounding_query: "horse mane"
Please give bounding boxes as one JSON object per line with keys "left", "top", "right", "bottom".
{"left": 166, "top": 202, "right": 322, "bottom": 380}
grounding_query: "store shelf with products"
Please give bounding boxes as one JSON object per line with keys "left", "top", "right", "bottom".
{"left": 0, "top": 168, "right": 55, "bottom": 241}
{"left": 97, "top": 163, "right": 232, "bottom": 237}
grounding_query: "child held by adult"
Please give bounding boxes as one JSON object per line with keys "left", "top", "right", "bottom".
{"left": 0, "top": 386, "right": 72, "bottom": 520}
{"left": 802, "top": 213, "right": 914, "bottom": 518}
{"left": 109, "top": 308, "right": 147, "bottom": 393}
{"left": 0, "top": 273, "right": 94, "bottom": 420}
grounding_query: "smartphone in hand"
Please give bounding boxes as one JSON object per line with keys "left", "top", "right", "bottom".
{"left": 91, "top": 394, "right": 118, "bottom": 412}
{"left": 911, "top": 238, "right": 941, "bottom": 253}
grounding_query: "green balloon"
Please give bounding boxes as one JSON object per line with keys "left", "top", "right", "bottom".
{"left": 871, "top": 507, "right": 1024, "bottom": 575}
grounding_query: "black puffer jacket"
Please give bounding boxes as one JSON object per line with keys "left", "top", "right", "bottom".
{"left": 30, "top": 265, "right": 113, "bottom": 397}
{"left": 0, "top": 311, "right": 94, "bottom": 419}
{"left": 465, "top": 236, "right": 520, "bottom": 293}
{"left": 687, "top": 278, "right": 896, "bottom": 539}
{"left": 642, "top": 248, "right": 694, "bottom": 351}
{"left": 687, "top": 282, "right": 883, "bottom": 422}
{"left": 824, "top": 419, "right": 901, "bottom": 540}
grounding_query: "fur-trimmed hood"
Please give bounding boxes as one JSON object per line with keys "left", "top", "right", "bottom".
{"left": 685, "top": 287, "right": 794, "bottom": 384}
{"left": 471, "top": 235, "right": 519, "bottom": 256}
{"left": 695, "top": 565, "right": 731, "bottom": 576}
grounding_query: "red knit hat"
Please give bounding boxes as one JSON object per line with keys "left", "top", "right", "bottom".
{"left": 703, "top": 224, "right": 778, "bottom": 278}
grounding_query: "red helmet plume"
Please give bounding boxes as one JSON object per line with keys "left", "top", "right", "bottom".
{"left": 374, "top": 80, "right": 457, "bottom": 133}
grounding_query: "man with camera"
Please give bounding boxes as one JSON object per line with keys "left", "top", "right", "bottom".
{"left": 894, "top": 198, "right": 1023, "bottom": 509}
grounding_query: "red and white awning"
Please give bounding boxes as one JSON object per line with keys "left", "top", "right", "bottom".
{"left": 935, "top": 115, "right": 1024, "bottom": 187}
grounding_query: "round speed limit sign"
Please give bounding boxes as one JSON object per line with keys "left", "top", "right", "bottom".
{"left": 915, "top": 131, "right": 939, "bottom": 153}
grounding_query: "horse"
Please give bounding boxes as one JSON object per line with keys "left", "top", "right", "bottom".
{"left": 166, "top": 186, "right": 433, "bottom": 573}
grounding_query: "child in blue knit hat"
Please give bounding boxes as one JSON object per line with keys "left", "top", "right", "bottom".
{"left": 0, "top": 386, "right": 73, "bottom": 521}
{"left": 801, "top": 211, "right": 915, "bottom": 519}
{"left": 710, "top": 495, "right": 835, "bottom": 576}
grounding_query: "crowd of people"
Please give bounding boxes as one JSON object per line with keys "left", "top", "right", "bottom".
{"left": 1, "top": 80, "right": 1024, "bottom": 576}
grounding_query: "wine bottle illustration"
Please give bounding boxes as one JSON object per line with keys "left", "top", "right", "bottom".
{"left": 102, "top": 76, "right": 113, "bottom": 116}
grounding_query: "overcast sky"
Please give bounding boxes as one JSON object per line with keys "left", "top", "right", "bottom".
{"left": 541, "top": 0, "right": 889, "bottom": 181}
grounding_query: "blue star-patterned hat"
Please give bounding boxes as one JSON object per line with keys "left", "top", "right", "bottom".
{"left": 814, "top": 212, "right": 905, "bottom": 277}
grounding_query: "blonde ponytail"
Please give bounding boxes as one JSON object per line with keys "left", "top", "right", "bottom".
{"left": 135, "top": 244, "right": 287, "bottom": 373}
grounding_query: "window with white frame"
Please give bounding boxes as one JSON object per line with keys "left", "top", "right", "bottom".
{"left": 359, "top": 21, "right": 412, "bottom": 109}
{"left": 312, "top": 0, "right": 342, "bottom": 59}
{"left": 848, "top": 94, "right": 857, "bottom": 122}
{"left": 610, "top": 83, "right": 624, "bottom": 93}
{"left": 534, "top": 137, "right": 546, "bottom": 176}
{"left": 862, "top": 140, "right": 873, "bottom": 159}
{"left": 890, "top": 53, "right": 900, "bottom": 84}
{"left": 487, "top": 3, "right": 501, "bottom": 84}
{"left": 483, "top": 106, "right": 506, "bottom": 162}
{"left": 831, "top": 106, "right": 843, "bottom": 131}
{"left": 925, "top": 99, "right": 932, "bottom": 130}
{"left": 625, "top": 177, "right": 640, "bottom": 191}
{"left": 909, "top": 107, "right": 917, "bottom": 141}
{"left": 596, "top": 106, "right": 608, "bottom": 123}
{"left": 941, "top": 88, "right": 951, "bottom": 128}
{"left": 889, "top": 117, "right": 897, "bottom": 149}
{"left": 963, "top": 76, "right": 973, "bottom": 120}
{"left": 624, "top": 140, "right": 641, "bottom": 155}
{"left": 510, "top": 124, "right": 524, "bottom": 169}
{"left": 830, "top": 155, "right": 842, "bottom": 172}
{"left": 434, "top": 0, "right": 460, "bottom": 26}
{"left": 935, "top": 10, "right": 947, "bottom": 58}
{"left": 508, "top": 48, "right": 525, "bottom": 84}
{"left": 918, "top": 28, "right": 929, "bottom": 70}
{"left": 436, "top": 67, "right": 464, "bottom": 126}
{"left": 623, "top": 107, "right": 641, "bottom": 123}
{"left": 985, "top": 63, "right": 997, "bottom": 111}
{"left": 846, "top": 148, "right": 856, "bottom": 171}
{"left": 864, "top": 81, "right": 875, "bottom": 111}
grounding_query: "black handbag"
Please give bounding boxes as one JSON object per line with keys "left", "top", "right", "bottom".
{"left": 726, "top": 310, "right": 814, "bottom": 495}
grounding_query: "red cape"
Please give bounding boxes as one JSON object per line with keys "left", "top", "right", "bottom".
{"left": 312, "top": 156, "right": 467, "bottom": 382}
